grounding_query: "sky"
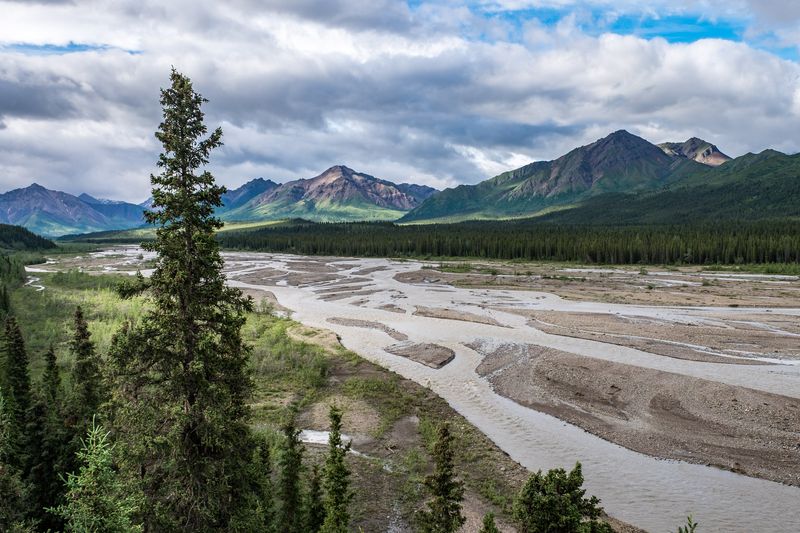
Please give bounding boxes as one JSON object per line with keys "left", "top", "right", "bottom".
{"left": 1, "top": 0, "right": 799, "bottom": 202}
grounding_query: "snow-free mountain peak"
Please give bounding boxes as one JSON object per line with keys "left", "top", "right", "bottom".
{"left": 658, "top": 137, "right": 731, "bottom": 167}
{"left": 224, "top": 165, "right": 437, "bottom": 222}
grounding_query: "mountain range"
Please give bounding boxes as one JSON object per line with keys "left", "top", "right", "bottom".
{"left": 400, "top": 130, "right": 736, "bottom": 222}
{"left": 3, "top": 129, "right": 798, "bottom": 236}
{"left": 222, "top": 165, "right": 437, "bottom": 222}
{"left": 0, "top": 184, "right": 145, "bottom": 237}
{"left": 0, "top": 166, "right": 438, "bottom": 236}
{"left": 400, "top": 130, "right": 800, "bottom": 225}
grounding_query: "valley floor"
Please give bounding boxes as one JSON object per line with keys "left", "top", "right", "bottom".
{"left": 26, "top": 248, "right": 800, "bottom": 532}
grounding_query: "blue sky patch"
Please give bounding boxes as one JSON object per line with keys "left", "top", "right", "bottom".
{"left": 2, "top": 42, "right": 139, "bottom": 55}
{"left": 444, "top": 2, "right": 797, "bottom": 62}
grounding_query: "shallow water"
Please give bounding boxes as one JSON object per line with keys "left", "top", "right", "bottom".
{"left": 224, "top": 252, "right": 800, "bottom": 532}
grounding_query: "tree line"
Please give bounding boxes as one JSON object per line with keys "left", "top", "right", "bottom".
{"left": 0, "top": 255, "right": 27, "bottom": 317}
{"left": 0, "top": 225, "right": 55, "bottom": 252}
{"left": 217, "top": 219, "right": 800, "bottom": 265}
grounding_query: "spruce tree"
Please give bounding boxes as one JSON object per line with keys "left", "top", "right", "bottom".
{"left": 513, "top": 462, "right": 612, "bottom": 533}
{"left": 252, "top": 441, "right": 276, "bottom": 532}
{"left": 109, "top": 69, "right": 254, "bottom": 531}
{"left": 2, "top": 317, "right": 31, "bottom": 469}
{"left": 27, "top": 347, "right": 66, "bottom": 531}
{"left": 419, "top": 422, "right": 465, "bottom": 533}
{"left": 0, "top": 285, "right": 9, "bottom": 315}
{"left": 479, "top": 512, "right": 500, "bottom": 533}
{"left": 41, "top": 346, "right": 61, "bottom": 405}
{"left": 277, "top": 415, "right": 305, "bottom": 533}
{"left": 51, "top": 420, "right": 142, "bottom": 532}
{"left": 230, "top": 438, "right": 276, "bottom": 532}
{"left": 69, "top": 306, "right": 103, "bottom": 424}
{"left": 0, "top": 387, "right": 32, "bottom": 532}
{"left": 321, "top": 405, "right": 352, "bottom": 533}
{"left": 63, "top": 306, "right": 105, "bottom": 510}
{"left": 305, "top": 464, "right": 325, "bottom": 533}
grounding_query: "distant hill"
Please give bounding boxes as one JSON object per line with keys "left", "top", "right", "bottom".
{"left": 139, "top": 177, "right": 280, "bottom": 214}
{"left": 221, "top": 178, "right": 280, "bottom": 210}
{"left": 400, "top": 130, "right": 729, "bottom": 223}
{"left": 0, "top": 184, "right": 145, "bottom": 237}
{"left": 224, "top": 165, "right": 438, "bottom": 222}
{"left": 0, "top": 223, "right": 56, "bottom": 250}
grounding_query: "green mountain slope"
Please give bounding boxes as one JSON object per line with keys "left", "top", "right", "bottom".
{"left": 0, "top": 223, "right": 56, "bottom": 250}
{"left": 401, "top": 130, "right": 708, "bottom": 223}
{"left": 534, "top": 150, "right": 800, "bottom": 224}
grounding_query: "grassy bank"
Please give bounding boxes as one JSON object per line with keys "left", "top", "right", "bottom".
{"left": 9, "top": 269, "right": 558, "bottom": 531}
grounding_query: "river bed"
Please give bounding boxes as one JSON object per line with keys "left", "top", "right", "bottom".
{"left": 29, "top": 248, "right": 800, "bottom": 532}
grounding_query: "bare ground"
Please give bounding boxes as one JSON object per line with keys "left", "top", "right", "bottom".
{"left": 468, "top": 340, "right": 800, "bottom": 486}
{"left": 498, "top": 309, "right": 797, "bottom": 364}
{"left": 414, "top": 305, "right": 506, "bottom": 327}
{"left": 327, "top": 317, "right": 408, "bottom": 341}
{"left": 397, "top": 264, "right": 800, "bottom": 308}
{"left": 378, "top": 303, "right": 407, "bottom": 314}
{"left": 385, "top": 341, "right": 456, "bottom": 368}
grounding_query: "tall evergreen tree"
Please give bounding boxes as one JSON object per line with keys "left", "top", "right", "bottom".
{"left": 230, "top": 438, "right": 276, "bottom": 532}
{"left": 321, "top": 405, "right": 352, "bottom": 533}
{"left": 51, "top": 420, "right": 142, "bottom": 533}
{"left": 68, "top": 306, "right": 103, "bottom": 424}
{"left": 2, "top": 317, "right": 31, "bottom": 469}
{"left": 419, "top": 423, "right": 465, "bottom": 533}
{"left": 277, "top": 416, "right": 305, "bottom": 533}
{"left": 109, "top": 69, "right": 254, "bottom": 531}
{"left": 305, "top": 464, "right": 325, "bottom": 533}
{"left": 0, "top": 285, "right": 10, "bottom": 316}
{"left": 63, "top": 306, "right": 106, "bottom": 514}
{"left": 0, "top": 387, "right": 32, "bottom": 532}
{"left": 41, "top": 346, "right": 61, "bottom": 405}
{"left": 27, "top": 347, "right": 66, "bottom": 531}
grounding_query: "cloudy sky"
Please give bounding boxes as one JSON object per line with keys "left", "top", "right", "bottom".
{"left": 1, "top": 0, "right": 799, "bottom": 202}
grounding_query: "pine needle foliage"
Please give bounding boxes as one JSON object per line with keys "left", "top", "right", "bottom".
{"left": 107, "top": 69, "right": 254, "bottom": 532}
{"left": 67, "top": 307, "right": 104, "bottom": 430}
{"left": 277, "top": 415, "right": 305, "bottom": 533}
{"left": 306, "top": 464, "right": 325, "bottom": 533}
{"left": 0, "top": 388, "right": 32, "bottom": 532}
{"left": 513, "top": 462, "right": 612, "bottom": 533}
{"left": 419, "top": 422, "right": 465, "bottom": 533}
{"left": 27, "top": 346, "right": 66, "bottom": 530}
{"left": 2, "top": 317, "right": 31, "bottom": 469}
{"left": 50, "top": 419, "right": 142, "bottom": 533}
{"left": 321, "top": 405, "right": 352, "bottom": 533}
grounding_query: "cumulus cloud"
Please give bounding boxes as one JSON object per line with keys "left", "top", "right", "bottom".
{"left": 0, "top": 0, "right": 798, "bottom": 202}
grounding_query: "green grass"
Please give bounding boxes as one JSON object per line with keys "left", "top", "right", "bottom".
{"left": 226, "top": 198, "right": 408, "bottom": 224}
{"left": 342, "top": 376, "right": 418, "bottom": 437}
{"left": 701, "top": 263, "right": 800, "bottom": 275}
{"left": 246, "top": 314, "right": 330, "bottom": 425}
{"left": 10, "top": 271, "right": 146, "bottom": 379}
{"left": 6, "top": 262, "right": 530, "bottom": 530}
